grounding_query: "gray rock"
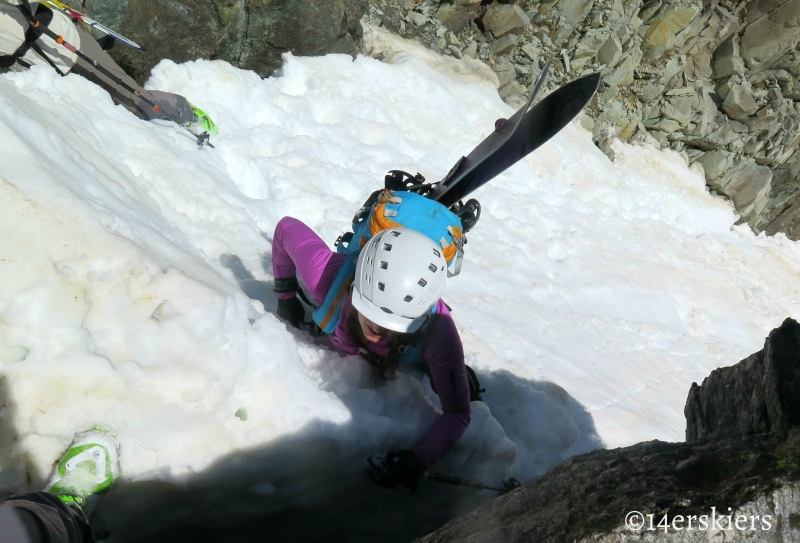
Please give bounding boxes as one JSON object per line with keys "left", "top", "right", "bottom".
{"left": 686, "top": 317, "right": 800, "bottom": 442}
{"left": 638, "top": 0, "right": 662, "bottom": 22}
{"left": 553, "top": 23, "right": 574, "bottom": 47}
{"left": 499, "top": 80, "right": 527, "bottom": 107}
{"left": 663, "top": 95, "right": 694, "bottom": 127}
{"left": 640, "top": 1, "right": 702, "bottom": 61}
{"left": 644, "top": 117, "right": 681, "bottom": 132}
{"left": 463, "top": 41, "right": 478, "bottom": 59}
{"left": 434, "top": 4, "right": 477, "bottom": 33}
{"left": 482, "top": 4, "right": 531, "bottom": 39}
{"left": 492, "top": 58, "right": 517, "bottom": 87}
{"left": 696, "top": 149, "right": 735, "bottom": 179}
{"left": 604, "top": 45, "right": 642, "bottom": 88}
{"left": 712, "top": 34, "right": 745, "bottom": 79}
{"left": 634, "top": 81, "right": 665, "bottom": 102}
{"left": 740, "top": 0, "right": 800, "bottom": 72}
{"left": 685, "top": 49, "right": 713, "bottom": 80}
{"left": 88, "top": 0, "right": 369, "bottom": 83}
{"left": 558, "top": 0, "right": 596, "bottom": 27}
{"left": 573, "top": 29, "right": 611, "bottom": 59}
{"left": 521, "top": 43, "right": 539, "bottom": 61}
{"left": 597, "top": 33, "right": 623, "bottom": 68}
{"left": 490, "top": 33, "right": 521, "bottom": 56}
{"left": 722, "top": 83, "right": 760, "bottom": 120}
{"left": 713, "top": 156, "right": 774, "bottom": 217}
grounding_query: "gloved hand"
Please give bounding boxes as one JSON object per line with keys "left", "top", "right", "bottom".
{"left": 366, "top": 450, "right": 422, "bottom": 494}
{"left": 277, "top": 296, "right": 305, "bottom": 329}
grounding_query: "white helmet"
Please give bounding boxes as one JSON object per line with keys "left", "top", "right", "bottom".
{"left": 352, "top": 228, "right": 447, "bottom": 333}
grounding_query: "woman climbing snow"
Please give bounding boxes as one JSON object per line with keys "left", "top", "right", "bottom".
{"left": 271, "top": 212, "right": 475, "bottom": 493}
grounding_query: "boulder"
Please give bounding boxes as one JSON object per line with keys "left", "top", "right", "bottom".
{"left": 597, "top": 33, "right": 623, "bottom": 68}
{"left": 435, "top": 4, "right": 478, "bottom": 34}
{"left": 686, "top": 318, "right": 800, "bottom": 442}
{"left": 482, "top": 4, "right": 531, "bottom": 39}
{"left": 492, "top": 58, "right": 517, "bottom": 87}
{"left": 713, "top": 157, "right": 774, "bottom": 217}
{"left": 686, "top": 50, "right": 713, "bottom": 80}
{"left": 573, "top": 29, "right": 610, "bottom": 59}
{"left": 663, "top": 95, "right": 694, "bottom": 127}
{"left": 713, "top": 34, "right": 745, "bottom": 79}
{"left": 740, "top": 0, "right": 800, "bottom": 72}
{"left": 604, "top": 46, "right": 642, "bottom": 88}
{"left": 85, "top": 0, "right": 369, "bottom": 83}
{"left": 638, "top": 0, "right": 662, "bottom": 22}
{"left": 640, "top": 0, "right": 702, "bottom": 60}
{"left": 490, "top": 33, "right": 521, "bottom": 56}
{"left": 722, "top": 82, "right": 760, "bottom": 119}
{"left": 696, "top": 149, "right": 735, "bottom": 179}
{"left": 557, "top": 0, "right": 596, "bottom": 27}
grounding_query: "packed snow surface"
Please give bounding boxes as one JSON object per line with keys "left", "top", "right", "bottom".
{"left": 2, "top": 30, "right": 800, "bottom": 539}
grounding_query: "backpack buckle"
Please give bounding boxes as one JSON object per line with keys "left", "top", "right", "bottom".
{"left": 448, "top": 237, "right": 465, "bottom": 277}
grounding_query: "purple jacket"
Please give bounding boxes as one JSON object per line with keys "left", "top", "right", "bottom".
{"left": 272, "top": 217, "right": 471, "bottom": 471}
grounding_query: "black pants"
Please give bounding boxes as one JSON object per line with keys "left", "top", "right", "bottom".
{"left": 0, "top": 492, "right": 93, "bottom": 543}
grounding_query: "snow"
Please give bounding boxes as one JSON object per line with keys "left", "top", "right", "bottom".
{"left": 2, "top": 26, "right": 800, "bottom": 540}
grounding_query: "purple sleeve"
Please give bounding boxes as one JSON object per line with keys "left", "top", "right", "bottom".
{"left": 411, "top": 301, "right": 471, "bottom": 471}
{"left": 271, "top": 217, "right": 347, "bottom": 305}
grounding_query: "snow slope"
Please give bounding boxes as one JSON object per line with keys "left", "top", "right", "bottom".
{"left": 1, "top": 30, "right": 800, "bottom": 540}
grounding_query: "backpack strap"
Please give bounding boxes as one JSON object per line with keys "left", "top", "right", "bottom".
{"left": 1, "top": 2, "right": 66, "bottom": 75}
{"left": 396, "top": 304, "right": 438, "bottom": 364}
{"left": 311, "top": 252, "right": 359, "bottom": 334}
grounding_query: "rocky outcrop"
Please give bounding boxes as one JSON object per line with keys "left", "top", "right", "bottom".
{"left": 80, "top": 0, "right": 368, "bottom": 83}
{"left": 414, "top": 319, "right": 800, "bottom": 543}
{"left": 685, "top": 318, "right": 800, "bottom": 443}
{"left": 366, "top": 0, "right": 800, "bottom": 239}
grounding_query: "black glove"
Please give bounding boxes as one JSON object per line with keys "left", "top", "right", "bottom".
{"left": 366, "top": 450, "right": 422, "bottom": 494}
{"left": 277, "top": 296, "right": 305, "bottom": 329}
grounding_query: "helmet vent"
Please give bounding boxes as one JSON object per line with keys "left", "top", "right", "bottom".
{"left": 404, "top": 295, "right": 413, "bottom": 302}
{"left": 364, "top": 273, "right": 371, "bottom": 284}
{"left": 380, "top": 261, "right": 388, "bottom": 269}
{"left": 366, "top": 257, "right": 373, "bottom": 265}
{"left": 418, "top": 278, "right": 427, "bottom": 287}
{"left": 433, "top": 248, "right": 441, "bottom": 258}
{"left": 382, "top": 243, "right": 392, "bottom": 251}
{"left": 390, "top": 231, "right": 401, "bottom": 237}
{"left": 378, "top": 282, "right": 385, "bottom": 291}
{"left": 381, "top": 307, "right": 393, "bottom": 314}
{"left": 428, "top": 263, "right": 437, "bottom": 273}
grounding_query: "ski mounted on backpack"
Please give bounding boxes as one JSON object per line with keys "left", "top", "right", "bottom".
{"left": 337, "top": 62, "right": 599, "bottom": 271}
{"left": 43, "top": 0, "right": 147, "bottom": 51}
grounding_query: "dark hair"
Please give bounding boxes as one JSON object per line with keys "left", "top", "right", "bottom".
{"left": 346, "top": 309, "right": 429, "bottom": 376}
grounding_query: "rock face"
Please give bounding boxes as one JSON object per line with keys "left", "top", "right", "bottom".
{"left": 366, "top": 0, "right": 800, "bottom": 240}
{"left": 81, "top": 0, "right": 368, "bottom": 83}
{"left": 686, "top": 317, "right": 800, "bottom": 443}
{"left": 414, "top": 319, "right": 800, "bottom": 543}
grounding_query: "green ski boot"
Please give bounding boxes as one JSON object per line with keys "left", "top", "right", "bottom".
{"left": 45, "top": 429, "right": 120, "bottom": 517}
{"left": 188, "top": 103, "right": 218, "bottom": 135}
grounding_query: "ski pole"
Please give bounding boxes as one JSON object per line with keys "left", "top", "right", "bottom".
{"left": 424, "top": 472, "right": 522, "bottom": 494}
{"left": 22, "top": 12, "right": 213, "bottom": 147}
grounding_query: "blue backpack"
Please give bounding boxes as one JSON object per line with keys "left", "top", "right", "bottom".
{"left": 311, "top": 189, "right": 465, "bottom": 337}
